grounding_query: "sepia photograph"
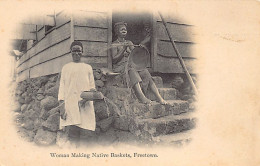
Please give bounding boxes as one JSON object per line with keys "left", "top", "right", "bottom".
{"left": 0, "top": 0, "right": 260, "bottom": 166}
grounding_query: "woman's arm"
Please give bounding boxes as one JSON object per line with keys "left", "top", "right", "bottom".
{"left": 111, "top": 43, "right": 127, "bottom": 64}
{"left": 127, "top": 41, "right": 135, "bottom": 51}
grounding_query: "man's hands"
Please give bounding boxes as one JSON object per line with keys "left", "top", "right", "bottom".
{"left": 59, "top": 100, "right": 67, "bottom": 120}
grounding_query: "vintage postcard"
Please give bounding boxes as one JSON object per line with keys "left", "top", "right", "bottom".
{"left": 0, "top": 0, "right": 259, "bottom": 166}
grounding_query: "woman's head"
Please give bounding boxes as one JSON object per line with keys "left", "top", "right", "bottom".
{"left": 70, "top": 41, "right": 83, "bottom": 63}
{"left": 114, "top": 22, "right": 127, "bottom": 38}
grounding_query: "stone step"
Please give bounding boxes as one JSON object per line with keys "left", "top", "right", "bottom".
{"left": 129, "top": 112, "right": 196, "bottom": 139}
{"left": 152, "top": 129, "right": 193, "bottom": 146}
{"left": 147, "top": 88, "right": 177, "bottom": 101}
{"left": 152, "top": 76, "right": 163, "bottom": 88}
{"left": 130, "top": 100, "right": 190, "bottom": 118}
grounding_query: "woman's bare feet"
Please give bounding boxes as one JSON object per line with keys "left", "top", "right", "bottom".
{"left": 139, "top": 97, "right": 152, "bottom": 104}
{"left": 158, "top": 98, "right": 167, "bottom": 105}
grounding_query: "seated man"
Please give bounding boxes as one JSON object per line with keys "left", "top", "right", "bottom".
{"left": 111, "top": 22, "right": 166, "bottom": 104}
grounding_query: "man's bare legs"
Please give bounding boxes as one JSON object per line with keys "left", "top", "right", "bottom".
{"left": 149, "top": 80, "right": 167, "bottom": 104}
{"left": 132, "top": 80, "right": 167, "bottom": 105}
{"left": 132, "top": 82, "right": 152, "bottom": 104}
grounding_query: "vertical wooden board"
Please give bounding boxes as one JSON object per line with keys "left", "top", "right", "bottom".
{"left": 17, "top": 69, "right": 30, "bottom": 82}
{"left": 30, "top": 54, "right": 72, "bottom": 78}
{"left": 81, "top": 41, "right": 108, "bottom": 57}
{"left": 157, "top": 41, "right": 194, "bottom": 58}
{"left": 73, "top": 11, "right": 108, "bottom": 28}
{"left": 154, "top": 57, "right": 196, "bottom": 74}
{"left": 56, "top": 10, "right": 71, "bottom": 27}
{"left": 156, "top": 22, "right": 194, "bottom": 42}
{"left": 74, "top": 27, "right": 107, "bottom": 42}
{"left": 29, "top": 38, "right": 71, "bottom": 68}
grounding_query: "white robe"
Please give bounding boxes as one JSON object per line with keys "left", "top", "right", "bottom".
{"left": 58, "top": 62, "right": 96, "bottom": 131}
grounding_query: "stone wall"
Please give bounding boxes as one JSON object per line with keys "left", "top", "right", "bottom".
{"left": 13, "top": 68, "right": 195, "bottom": 147}
{"left": 13, "top": 69, "right": 143, "bottom": 147}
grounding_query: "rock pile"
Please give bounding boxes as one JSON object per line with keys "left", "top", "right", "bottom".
{"left": 13, "top": 69, "right": 196, "bottom": 147}
{"left": 13, "top": 71, "right": 141, "bottom": 147}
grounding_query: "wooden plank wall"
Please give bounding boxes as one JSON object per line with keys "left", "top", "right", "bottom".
{"left": 153, "top": 12, "right": 197, "bottom": 74}
{"left": 16, "top": 11, "right": 72, "bottom": 81}
{"left": 73, "top": 10, "right": 110, "bottom": 69}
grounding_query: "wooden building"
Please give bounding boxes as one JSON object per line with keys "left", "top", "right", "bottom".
{"left": 14, "top": 10, "right": 196, "bottom": 82}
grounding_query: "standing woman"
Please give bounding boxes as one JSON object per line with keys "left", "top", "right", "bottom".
{"left": 111, "top": 22, "right": 166, "bottom": 104}
{"left": 58, "top": 41, "right": 97, "bottom": 146}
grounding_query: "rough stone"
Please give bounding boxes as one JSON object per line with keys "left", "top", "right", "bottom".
{"left": 12, "top": 102, "right": 21, "bottom": 112}
{"left": 97, "top": 128, "right": 118, "bottom": 145}
{"left": 94, "top": 72, "right": 102, "bottom": 80}
{"left": 147, "top": 88, "right": 177, "bottom": 101}
{"left": 21, "top": 104, "right": 28, "bottom": 112}
{"left": 106, "top": 86, "right": 133, "bottom": 102}
{"left": 37, "top": 88, "right": 44, "bottom": 94}
{"left": 40, "top": 108, "right": 49, "bottom": 120}
{"left": 21, "top": 92, "right": 28, "bottom": 98}
{"left": 36, "top": 94, "right": 45, "bottom": 101}
{"left": 49, "top": 75, "right": 58, "bottom": 83}
{"left": 94, "top": 101, "right": 110, "bottom": 120}
{"left": 21, "top": 119, "right": 34, "bottom": 130}
{"left": 100, "top": 75, "right": 107, "bottom": 82}
{"left": 45, "top": 81, "right": 56, "bottom": 90}
{"left": 129, "top": 113, "right": 196, "bottom": 139}
{"left": 97, "top": 116, "right": 114, "bottom": 132}
{"left": 95, "top": 80, "right": 104, "bottom": 88}
{"left": 164, "top": 100, "right": 190, "bottom": 115}
{"left": 80, "top": 128, "right": 100, "bottom": 139}
{"left": 39, "top": 76, "right": 49, "bottom": 85}
{"left": 24, "top": 109, "right": 39, "bottom": 120}
{"left": 171, "top": 76, "right": 184, "bottom": 89}
{"left": 31, "top": 100, "right": 41, "bottom": 112}
{"left": 42, "top": 113, "right": 59, "bottom": 132}
{"left": 142, "top": 103, "right": 166, "bottom": 119}
{"left": 34, "top": 118, "right": 44, "bottom": 130}
{"left": 16, "top": 89, "right": 23, "bottom": 96}
{"left": 113, "top": 115, "right": 130, "bottom": 131}
{"left": 45, "top": 85, "right": 59, "bottom": 98}
{"left": 24, "top": 96, "right": 33, "bottom": 104}
{"left": 152, "top": 76, "right": 164, "bottom": 88}
{"left": 98, "top": 87, "right": 107, "bottom": 96}
{"left": 40, "top": 96, "right": 59, "bottom": 111}
{"left": 18, "top": 97, "right": 26, "bottom": 104}
{"left": 139, "top": 100, "right": 190, "bottom": 119}
{"left": 129, "top": 102, "right": 150, "bottom": 116}
{"left": 17, "top": 127, "right": 35, "bottom": 142}
{"left": 116, "top": 130, "right": 139, "bottom": 143}
{"left": 34, "top": 129, "right": 57, "bottom": 146}
{"left": 112, "top": 100, "right": 131, "bottom": 116}
{"left": 49, "top": 105, "right": 63, "bottom": 115}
